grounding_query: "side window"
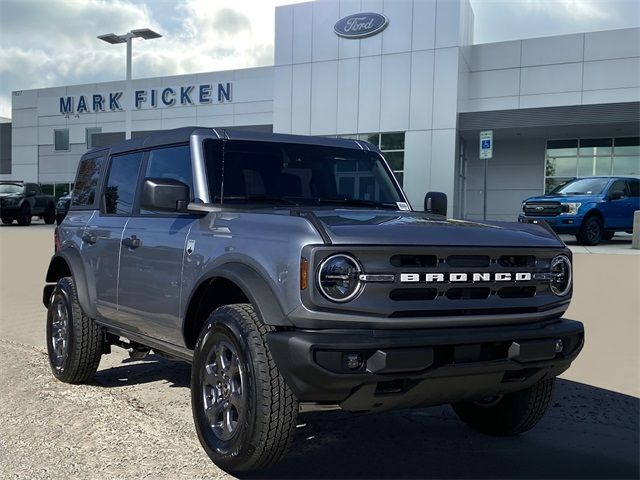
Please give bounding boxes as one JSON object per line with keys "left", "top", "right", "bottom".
{"left": 140, "top": 145, "right": 193, "bottom": 215}
{"left": 609, "top": 180, "right": 629, "bottom": 197}
{"left": 72, "top": 155, "right": 105, "bottom": 207}
{"left": 103, "top": 152, "right": 143, "bottom": 215}
{"left": 626, "top": 180, "right": 639, "bottom": 197}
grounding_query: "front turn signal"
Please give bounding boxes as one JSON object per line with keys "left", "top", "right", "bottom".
{"left": 300, "top": 258, "right": 308, "bottom": 290}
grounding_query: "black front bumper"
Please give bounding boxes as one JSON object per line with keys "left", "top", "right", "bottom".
{"left": 267, "top": 318, "right": 584, "bottom": 412}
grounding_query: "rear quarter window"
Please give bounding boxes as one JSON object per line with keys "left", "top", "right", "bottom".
{"left": 72, "top": 154, "right": 106, "bottom": 208}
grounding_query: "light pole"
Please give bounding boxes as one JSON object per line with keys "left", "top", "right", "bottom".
{"left": 97, "top": 29, "right": 162, "bottom": 140}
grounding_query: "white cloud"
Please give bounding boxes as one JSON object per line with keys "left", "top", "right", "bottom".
{"left": 0, "top": 0, "right": 299, "bottom": 118}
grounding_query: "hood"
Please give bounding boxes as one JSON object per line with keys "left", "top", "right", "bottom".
{"left": 0, "top": 192, "right": 22, "bottom": 198}
{"left": 310, "top": 209, "right": 564, "bottom": 247}
{"left": 525, "top": 194, "right": 602, "bottom": 203}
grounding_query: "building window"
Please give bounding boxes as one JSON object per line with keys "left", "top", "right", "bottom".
{"left": 40, "top": 184, "right": 54, "bottom": 196}
{"left": 86, "top": 127, "right": 102, "bottom": 149}
{"left": 54, "top": 129, "right": 69, "bottom": 151}
{"left": 544, "top": 137, "right": 640, "bottom": 193}
{"left": 338, "top": 132, "right": 405, "bottom": 186}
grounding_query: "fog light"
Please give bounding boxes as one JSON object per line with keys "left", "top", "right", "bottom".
{"left": 344, "top": 353, "right": 363, "bottom": 370}
{"left": 555, "top": 339, "right": 564, "bottom": 353}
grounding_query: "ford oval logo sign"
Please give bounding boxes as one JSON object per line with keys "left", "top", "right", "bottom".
{"left": 334, "top": 12, "right": 388, "bottom": 39}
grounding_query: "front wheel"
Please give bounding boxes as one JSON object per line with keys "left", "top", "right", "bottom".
{"left": 191, "top": 304, "right": 298, "bottom": 472}
{"left": 1, "top": 217, "right": 12, "bottom": 225}
{"left": 452, "top": 378, "right": 554, "bottom": 436}
{"left": 16, "top": 203, "right": 31, "bottom": 226}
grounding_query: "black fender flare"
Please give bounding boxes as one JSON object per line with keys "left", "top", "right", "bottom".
{"left": 43, "top": 248, "right": 97, "bottom": 318}
{"left": 185, "top": 262, "right": 292, "bottom": 335}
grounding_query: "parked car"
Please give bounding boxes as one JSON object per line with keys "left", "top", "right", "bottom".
{"left": 43, "top": 127, "right": 584, "bottom": 471}
{"left": 56, "top": 191, "right": 72, "bottom": 225}
{"left": 0, "top": 181, "right": 56, "bottom": 226}
{"left": 519, "top": 176, "right": 640, "bottom": 245}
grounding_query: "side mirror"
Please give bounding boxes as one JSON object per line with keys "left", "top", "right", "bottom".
{"left": 141, "top": 178, "right": 190, "bottom": 212}
{"left": 608, "top": 190, "right": 624, "bottom": 201}
{"left": 27, "top": 190, "right": 37, "bottom": 197}
{"left": 424, "top": 192, "right": 448, "bottom": 216}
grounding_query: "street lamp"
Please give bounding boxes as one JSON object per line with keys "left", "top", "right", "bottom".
{"left": 98, "top": 28, "right": 162, "bottom": 139}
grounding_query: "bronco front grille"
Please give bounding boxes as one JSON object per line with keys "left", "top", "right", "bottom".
{"left": 304, "top": 246, "right": 570, "bottom": 319}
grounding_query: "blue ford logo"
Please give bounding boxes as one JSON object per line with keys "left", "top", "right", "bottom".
{"left": 334, "top": 12, "right": 388, "bottom": 39}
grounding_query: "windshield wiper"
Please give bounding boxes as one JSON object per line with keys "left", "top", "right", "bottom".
{"left": 217, "top": 195, "right": 300, "bottom": 206}
{"left": 314, "top": 198, "right": 399, "bottom": 210}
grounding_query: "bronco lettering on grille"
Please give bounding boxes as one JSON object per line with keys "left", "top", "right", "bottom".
{"left": 399, "top": 272, "right": 532, "bottom": 283}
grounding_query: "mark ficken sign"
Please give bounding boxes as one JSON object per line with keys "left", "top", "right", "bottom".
{"left": 59, "top": 82, "right": 232, "bottom": 115}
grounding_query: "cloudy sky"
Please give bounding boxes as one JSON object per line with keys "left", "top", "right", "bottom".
{"left": 0, "top": 0, "right": 639, "bottom": 119}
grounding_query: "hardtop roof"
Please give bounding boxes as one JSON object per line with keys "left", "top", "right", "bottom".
{"left": 85, "top": 127, "right": 379, "bottom": 157}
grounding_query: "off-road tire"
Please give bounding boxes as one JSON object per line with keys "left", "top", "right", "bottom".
{"left": 1, "top": 217, "right": 12, "bottom": 225}
{"left": 46, "top": 276, "right": 102, "bottom": 383}
{"left": 576, "top": 215, "right": 603, "bottom": 245}
{"left": 16, "top": 203, "right": 31, "bottom": 226}
{"left": 191, "top": 304, "right": 298, "bottom": 472}
{"left": 452, "top": 378, "right": 555, "bottom": 436}
{"left": 43, "top": 205, "right": 56, "bottom": 224}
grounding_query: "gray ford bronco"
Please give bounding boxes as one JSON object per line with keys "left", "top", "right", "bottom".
{"left": 43, "top": 127, "right": 584, "bottom": 472}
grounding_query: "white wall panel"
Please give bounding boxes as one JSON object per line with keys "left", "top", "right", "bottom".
{"left": 432, "top": 48, "right": 459, "bottom": 130}
{"left": 132, "top": 119, "right": 161, "bottom": 131}
{"left": 292, "top": 3, "right": 313, "bottom": 64}
{"left": 429, "top": 128, "right": 456, "bottom": 215}
{"left": 412, "top": 0, "right": 436, "bottom": 51}
{"left": 273, "top": 65, "right": 293, "bottom": 133}
{"left": 11, "top": 127, "right": 37, "bottom": 147}
{"left": 583, "top": 58, "right": 640, "bottom": 90}
{"left": 11, "top": 145, "right": 38, "bottom": 165}
{"left": 275, "top": 6, "right": 293, "bottom": 65}
{"left": 467, "top": 68, "right": 519, "bottom": 99}
{"left": 310, "top": 61, "right": 339, "bottom": 134}
{"left": 8, "top": 163, "right": 38, "bottom": 182}
{"left": 233, "top": 101, "right": 273, "bottom": 115}
{"left": 11, "top": 90, "right": 38, "bottom": 109}
{"left": 582, "top": 87, "right": 640, "bottom": 105}
{"left": 403, "top": 130, "right": 432, "bottom": 208}
{"left": 357, "top": 55, "right": 382, "bottom": 133}
{"left": 521, "top": 33, "right": 583, "bottom": 67}
{"left": 11, "top": 108, "right": 37, "bottom": 127}
{"left": 233, "top": 113, "right": 273, "bottom": 126}
{"left": 380, "top": 53, "right": 411, "bottom": 132}
{"left": 291, "top": 63, "right": 312, "bottom": 135}
{"left": 470, "top": 40, "right": 520, "bottom": 71}
{"left": 382, "top": 0, "right": 413, "bottom": 54}
{"left": 520, "top": 63, "right": 582, "bottom": 95}
{"left": 312, "top": 0, "right": 340, "bottom": 62}
{"left": 584, "top": 28, "right": 640, "bottom": 61}
{"left": 459, "top": 96, "right": 519, "bottom": 112}
{"left": 338, "top": 0, "right": 361, "bottom": 59}
{"left": 435, "top": 0, "right": 460, "bottom": 49}
{"left": 359, "top": 0, "right": 383, "bottom": 57}
{"left": 409, "top": 50, "right": 434, "bottom": 130}
{"left": 336, "top": 58, "right": 359, "bottom": 134}
{"left": 519, "top": 91, "right": 582, "bottom": 108}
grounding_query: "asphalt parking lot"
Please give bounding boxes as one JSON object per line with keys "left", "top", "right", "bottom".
{"left": 0, "top": 221, "right": 638, "bottom": 479}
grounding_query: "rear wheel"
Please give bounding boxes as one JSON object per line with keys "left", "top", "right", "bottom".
{"left": 43, "top": 205, "right": 56, "bottom": 224}
{"left": 46, "top": 276, "right": 103, "bottom": 383}
{"left": 576, "top": 215, "right": 603, "bottom": 245}
{"left": 1, "top": 217, "right": 12, "bottom": 225}
{"left": 452, "top": 378, "right": 554, "bottom": 436}
{"left": 191, "top": 304, "right": 298, "bottom": 472}
{"left": 16, "top": 203, "right": 31, "bottom": 226}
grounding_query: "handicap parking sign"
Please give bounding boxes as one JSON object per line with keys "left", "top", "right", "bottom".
{"left": 479, "top": 131, "right": 493, "bottom": 159}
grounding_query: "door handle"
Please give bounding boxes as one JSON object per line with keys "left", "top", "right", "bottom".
{"left": 81, "top": 232, "right": 97, "bottom": 245}
{"left": 122, "top": 235, "right": 142, "bottom": 249}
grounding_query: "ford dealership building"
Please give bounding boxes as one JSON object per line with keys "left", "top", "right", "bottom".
{"left": 3, "top": 0, "right": 639, "bottom": 220}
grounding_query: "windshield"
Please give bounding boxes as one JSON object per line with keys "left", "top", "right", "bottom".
{"left": 550, "top": 178, "right": 610, "bottom": 195}
{"left": 204, "top": 139, "right": 405, "bottom": 209}
{"left": 0, "top": 184, "right": 23, "bottom": 194}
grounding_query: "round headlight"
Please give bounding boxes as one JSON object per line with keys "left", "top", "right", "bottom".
{"left": 550, "top": 255, "right": 572, "bottom": 296}
{"left": 317, "top": 254, "right": 363, "bottom": 302}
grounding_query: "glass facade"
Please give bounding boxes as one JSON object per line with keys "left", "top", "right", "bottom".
{"left": 54, "top": 129, "right": 69, "bottom": 151}
{"left": 338, "top": 132, "right": 405, "bottom": 186}
{"left": 544, "top": 137, "right": 640, "bottom": 193}
{"left": 38, "top": 183, "right": 74, "bottom": 200}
